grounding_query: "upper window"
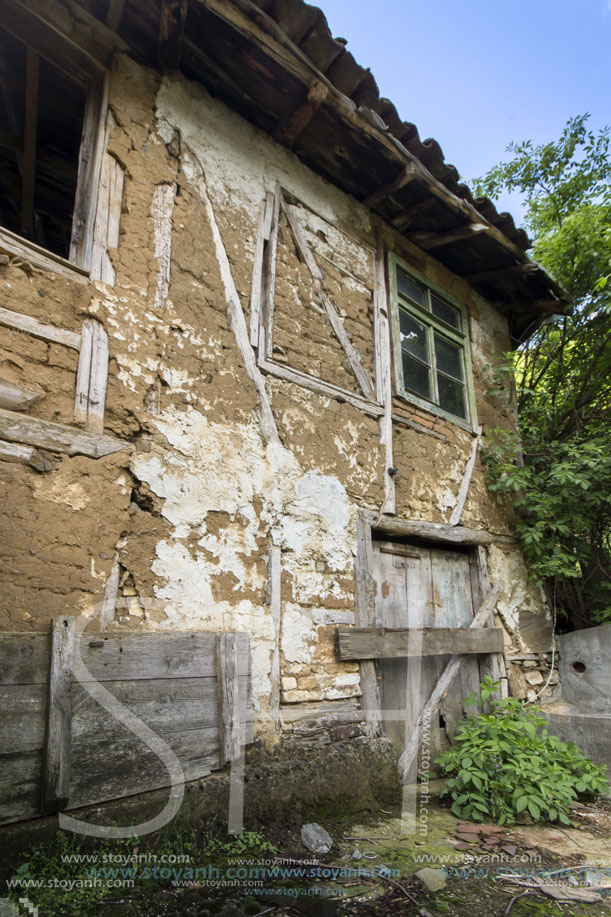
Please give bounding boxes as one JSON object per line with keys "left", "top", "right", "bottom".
{"left": 0, "top": 21, "right": 105, "bottom": 268}
{"left": 390, "top": 254, "right": 476, "bottom": 427}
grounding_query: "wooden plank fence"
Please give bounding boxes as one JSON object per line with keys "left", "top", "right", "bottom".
{"left": 0, "top": 620, "right": 253, "bottom": 825}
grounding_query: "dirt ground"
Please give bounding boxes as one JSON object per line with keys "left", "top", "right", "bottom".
{"left": 3, "top": 791, "right": 610, "bottom": 917}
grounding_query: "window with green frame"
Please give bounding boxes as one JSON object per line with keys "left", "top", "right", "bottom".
{"left": 390, "top": 256, "right": 475, "bottom": 426}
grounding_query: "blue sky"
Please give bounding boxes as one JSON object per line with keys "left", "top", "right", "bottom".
{"left": 317, "top": 0, "right": 611, "bottom": 226}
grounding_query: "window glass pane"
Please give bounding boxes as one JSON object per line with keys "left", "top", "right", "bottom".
{"left": 397, "top": 270, "right": 426, "bottom": 307}
{"left": 402, "top": 352, "right": 431, "bottom": 399}
{"left": 434, "top": 334, "right": 464, "bottom": 381}
{"left": 438, "top": 373, "right": 467, "bottom": 419}
{"left": 431, "top": 294, "right": 460, "bottom": 329}
{"left": 400, "top": 310, "right": 429, "bottom": 363}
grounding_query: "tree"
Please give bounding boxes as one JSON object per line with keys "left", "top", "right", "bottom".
{"left": 473, "top": 115, "right": 611, "bottom": 629}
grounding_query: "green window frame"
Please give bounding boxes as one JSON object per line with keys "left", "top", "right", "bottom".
{"left": 389, "top": 253, "right": 477, "bottom": 430}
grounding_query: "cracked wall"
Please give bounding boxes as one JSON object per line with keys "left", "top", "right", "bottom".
{"left": 0, "top": 52, "right": 552, "bottom": 742}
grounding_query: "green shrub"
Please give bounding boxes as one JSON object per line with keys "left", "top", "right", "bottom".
{"left": 435, "top": 677, "right": 609, "bottom": 826}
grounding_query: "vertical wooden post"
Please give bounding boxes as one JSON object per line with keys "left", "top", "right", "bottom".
{"left": 373, "top": 237, "right": 395, "bottom": 514}
{"left": 477, "top": 545, "right": 508, "bottom": 698}
{"left": 216, "top": 633, "right": 241, "bottom": 766}
{"left": 268, "top": 543, "right": 282, "bottom": 732}
{"left": 21, "top": 49, "right": 40, "bottom": 239}
{"left": 74, "top": 318, "right": 109, "bottom": 432}
{"left": 42, "top": 615, "right": 74, "bottom": 813}
{"left": 354, "top": 514, "right": 382, "bottom": 736}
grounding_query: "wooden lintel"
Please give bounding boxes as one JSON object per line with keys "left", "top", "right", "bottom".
{"left": 361, "top": 511, "right": 517, "bottom": 546}
{"left": 337, "top": 625, "right": 504, "bottom": 660}
{"left": 274, "top": 80, "right": 328, "bottom": 147}
{"left": 363, "top": 164, "right": 418, "bottom": 208}
{"left": 159, "top": 0, "right": 189, "bottom": 69}
{"left": 42, "top": 616, "right": 74, "bottom": 813}
{"left": 0, "top": 408, "right": 128, "bottom": 458}
{"left": 411, "top": 222, "right": 488, "bottom": 251}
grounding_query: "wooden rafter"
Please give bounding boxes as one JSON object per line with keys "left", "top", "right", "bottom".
{"left": 274, "top": 80, "right": 328, "bottom": 147}
{"left": 464, "top": 261, "right": 539, "bottom": 284}
{"left": 106, "top": 0, "right": 127, "bottom": 31}
{"left": 363, "top": 163, "right": 418, "bottom": 208}
{"left": 410, "top": 222, "right": 488, "bottom": 251}
{"left": 392, "top": 197, "right": 436, "bottom": 230}
{"left": 159, "top": 0, "right": 189, "bottom": 69}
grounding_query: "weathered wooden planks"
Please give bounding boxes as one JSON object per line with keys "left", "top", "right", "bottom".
{"left": 42, "top": 616, "right": 75, "bottom": 812}
{"left": 74, "top": 319, "right": 109, "bottom": 432}
{"left": 337, "top": 625, "right": 504, "bottom": 660}
{"left": 0, "top": 626, "right": 253, "bottom": 825}
{"left": 0, "top": 439, "right": 55, "bottom": 472}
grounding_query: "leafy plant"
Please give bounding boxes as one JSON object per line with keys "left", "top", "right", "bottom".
{"left": 474, "top": 114, "right": 611, "bottom": 628}
{"left": 435, "top": 678, "right": 609, "bottom": 826}
{"left": 206, "top": 830, "right": 278, "bottom": 859}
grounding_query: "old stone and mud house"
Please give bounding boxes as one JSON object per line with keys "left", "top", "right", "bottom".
{"left": 0, "top": 0, "right": 571, "bottom": 825}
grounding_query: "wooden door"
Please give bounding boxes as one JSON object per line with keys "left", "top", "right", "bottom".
{"left": 372, "top": 539, "right": 483, "bottom": 762}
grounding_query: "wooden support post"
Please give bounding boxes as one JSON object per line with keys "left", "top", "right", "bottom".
{"left": 477, "top": 546, "right": 508, "bottom": 697}
{"left": 90, "top": 145, "right": 125, "bottom": 285}
{"left": 398, "top": 584, "right": 501, "bottom": 780}
{"left": 159, "top": 0, "right": 189, "bottom": 69}
{"left": 267, "top": 543, "right": 282, "bottom": 732}
{"left": 99, "top": 552, "right": 120, "bottom": 630}
{"left": 373, "top": 237, "right": 395, "bottom": 514}
{"left": 448, "top": 425, "right": 482, "bottom": 526}
{"left": 354, "top": 516, "right": 382, "bottom": 736}
{"left": 21, "top": 49, "right": 39, "bottom": 239}
{"left": 249, "top": 192, "right": 274, "bottom": 348}
{"left": 42, "top": 616, "right": 74, "bottom": 812}
{"left": 74, "top": 319, "right": 109, "bottom": 433}
{"left": 261, "top": 183, "right": 281, "bottom": 360}
{"left": 216, "top": 633, "right": 242, "bottom": 766}
{"left": 106, "top": 0, "right": 126, "bottom": 31}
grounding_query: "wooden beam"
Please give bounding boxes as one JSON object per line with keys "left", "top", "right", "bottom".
{"left": 0, "top": 379, "right": 41, "bottom": 411}
{"left": 0, "top": 408, "right": 128, "bottom": 458}
{"left": 360, "top": 510, "right": 517, "bottom": 545}
{"left": 267, "top": 543, "right": 282, "bottom": 733}
{"left": 74, "top": 318, "right": 111, "bottom": 433}
{"left": 274, "top": 80, "right": 328, "bottom": 147}
{"left": 337, "top": 625, "right": 504, "bottom": 660}
{"left": 410, "top": 222, "right": 488, "bottom": 252}
{"left": 216, "top": 633, "right": 242, "bottom": 766}
{"left": 261, "top": 183, "right": 281, "bottom": 361}
{"left": 398, "top": 584, "right": 501, "bottom": 781}
{"left": 42, "top": 616, "right": 74, "bottom": 813}
{"left": 106, "top": 0, "right": 126, "bottom": 31}
{"left": 0, "top": 438, "right": 56, "bottom": 472}
{"left": 363, "top": 164, "right": 418, "bottom": 208}
{"left": 21, "top": 50, "right": 39, "bottom": 240}
{"left": 448, "top": 426, "right": 482, "bottom": 526}
{"left": 463, "top": 261, "right": 539, "bottom": 285}
{"left": 159, "top": 0, "right": 189, "bottom": 69}
{"left": 0, "top": 305, "right": 81, "bottom": 350}
{"left": 258, "top": 358, "right": 384, "bottom": 417}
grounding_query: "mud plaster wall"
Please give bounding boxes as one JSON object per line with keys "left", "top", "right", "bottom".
{"left": 0, "top": 53, "right": 550, "bottom": 740}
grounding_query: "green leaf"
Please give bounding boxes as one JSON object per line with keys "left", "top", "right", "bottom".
{"left": 515, "top": 796, "right": 528, "bottom": 813}
{"left": 528, "top": 799, "right": 541, "bottom": 820}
